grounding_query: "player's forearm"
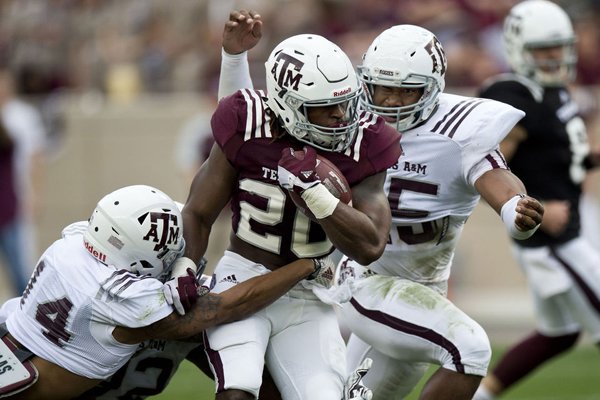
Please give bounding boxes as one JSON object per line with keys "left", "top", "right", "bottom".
{"left": 133, "top": 259, "right": 314, "bottom": 341}
{"left": 217, "top": 258, "right": 314, "bottom": 320}
{"left": 320, "top": 201, "right": 391, "bottom": 265}
{"left": 181, "top": 213, "right": 211, "bottom": 264}
{"left": 476, "top": 169, "right": 528, "bottom": 214}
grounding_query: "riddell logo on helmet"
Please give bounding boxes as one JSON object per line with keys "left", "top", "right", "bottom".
{"left": 84, "top": 239, "right": 107, "bottom": 263}
{"left": 333, "top": 87, "right": 352, "bottom": 97}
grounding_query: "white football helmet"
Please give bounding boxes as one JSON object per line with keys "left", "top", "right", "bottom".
{"left": 357, "top": 25, "right": 446, "bottom": 132}
{"left": 265, "top": 34, "right": 362, "bottom": 152}
{"left": 503, "top": 0, "right": 577, "bottom": 86}
{"left": 83, "top": 185, "right": 185, "bottom": 279}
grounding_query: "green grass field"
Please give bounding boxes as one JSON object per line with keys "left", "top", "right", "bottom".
{"left": 153, "top": 345, "right": 598, "bottom": 399}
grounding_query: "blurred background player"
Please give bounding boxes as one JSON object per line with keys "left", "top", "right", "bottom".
{"left": 180, "top": 31, "right": 400, "bottom": 400}
{"left": 474, "top": 1, "right": 600, "bottom": 398}
{"left": 0, "top": 67, "right": 47, "bottom": 296}
{"left": 217, "top": 11, "right": 544, "bottom": 400}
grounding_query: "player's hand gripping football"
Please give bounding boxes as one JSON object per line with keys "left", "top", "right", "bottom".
{"left": 343, "top": 358, "right": 373, "bottom": 400}
{"left": 278, "top": 146, "right": 321, "bottom": 195}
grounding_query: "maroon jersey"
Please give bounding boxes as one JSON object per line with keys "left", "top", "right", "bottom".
{"left": 211, "top": 89, "right": 401, "bottom": 261}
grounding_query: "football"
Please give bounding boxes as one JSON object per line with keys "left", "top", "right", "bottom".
{"left": 289, "top": 153, "right": 352, "bottom": 221}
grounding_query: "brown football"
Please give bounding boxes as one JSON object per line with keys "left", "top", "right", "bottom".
{"left": 289, "top": 153, "right": 352, "bottom": 221}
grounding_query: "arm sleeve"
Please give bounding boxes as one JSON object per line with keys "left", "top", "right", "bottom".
{"left": 95, "top": 279, "right": 174, "bottom": 328}
{"left": 218, "top": 49, "right": 254, "bottom": 101}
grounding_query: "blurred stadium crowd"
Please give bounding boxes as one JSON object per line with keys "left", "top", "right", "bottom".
{"left": 2, "top": 0, "right": 600, "bottom": 100}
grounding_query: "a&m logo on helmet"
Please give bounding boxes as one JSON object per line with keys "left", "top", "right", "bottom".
{"left": 141, "top": 212, "right": 180, "bottom": 251}
{"left": 270, "top": 51, "right": 304, "bottom": 96}
{"left": 424, "top": 36, "right": 447, "bottom": 76}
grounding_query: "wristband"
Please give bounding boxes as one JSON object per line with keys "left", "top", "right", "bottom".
{"left": 301, "top": 183, "right": 340, "bottom": 220}
{"left": 500, "top": 194, "right": 540, "bottom": 240}
{"left": 170, "top": 256, "right": 197, "bottom": 278}
{"left": 308, "top": 259, "right": 324, "bottom": 280}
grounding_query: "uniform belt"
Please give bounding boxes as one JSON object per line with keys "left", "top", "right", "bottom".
{"left": 0, "top": 322, "right": 34, "bottom": 362}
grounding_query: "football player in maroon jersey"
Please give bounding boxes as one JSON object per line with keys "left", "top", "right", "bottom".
{"left": 216, "top": 9, "right": 545, "bottom": 400}
{"left": 175, "top": 30, "right": 401, "bottom": 400}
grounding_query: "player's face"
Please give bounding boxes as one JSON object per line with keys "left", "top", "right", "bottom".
{"left": 306, "top": 102, "right": 350, "bottom": 127}
{"left": 530, "top": 45, "right": 567, "bottom": 73}
{"left": 372, "top": 85, "right": 423, "bottom": 107}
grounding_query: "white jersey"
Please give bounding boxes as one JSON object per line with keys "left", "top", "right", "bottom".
{"left": 5, "top": 222, "right": 173, "bottom": 379}
{"left": 372, "top": 93, "right": 524, "bottom": 283}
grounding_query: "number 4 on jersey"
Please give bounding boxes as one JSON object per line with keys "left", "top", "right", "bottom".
{"left": 35, "top": 297, "right": 73, "bottom": 347}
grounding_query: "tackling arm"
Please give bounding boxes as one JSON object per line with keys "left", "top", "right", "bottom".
{"left": 114, "top": 258, "right": 315, "bottom": 342}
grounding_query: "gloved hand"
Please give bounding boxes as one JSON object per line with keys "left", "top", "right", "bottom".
{"left": 307, "top": 257, "right": 336, "bottom": 288}
{"left": 163, "top": 267, "right": 199, "bottom": 315}
{"left": 277, "top": 146, "right": 320, "bottom": 195}
{"left": 343, "top": 358, "right": 373, "bottom": 400}
{"left": 303, "top": 256, "right": 354, "bottom": 306}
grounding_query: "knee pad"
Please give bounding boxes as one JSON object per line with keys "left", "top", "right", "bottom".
{"left": 441, "top": 319, "right": 491, "bottom": 377}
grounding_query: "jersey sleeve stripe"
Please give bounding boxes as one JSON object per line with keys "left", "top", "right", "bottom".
{"left": 241, "top": 89, "right": 271, "bottom": 141}
{"left": 96, "top": 270, "right": 145, "bottom": 301}
{"left": 431, "top": 99, "right": 471, "bottom": 132}
{"left": 495, "top": 149, "right": 508, "bottom": 168}
{"left": 447, "top": 100, "right": 488, "bottom": 138}
{"left": 432, "top": 99, "right": 483, "bottom": 137}
{"left": 346, "top": 112, "right": 377, "bottom": 161}
{"left": 241, "top": 89, "right": 258, "bottom": 140}
{"left": 432, "top": 99, "right": 485, "bottom": 138}
{"left": 485, "top": 150, "right": 508, "bottom": 170}
{"left": 257, "top": 90, "right": 270, "bottom": 139}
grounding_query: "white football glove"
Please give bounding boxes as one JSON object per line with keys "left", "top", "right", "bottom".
{"left": 343, "top": 358, "right": 373, "bottom": 400}
{"left": 303, "top": 256, "right": 355, "bottom": 306}
{"left": 306, "top": 257, "right": 336, "bottom": 288}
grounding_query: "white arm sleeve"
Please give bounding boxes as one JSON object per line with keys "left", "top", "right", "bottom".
{"left": 218, "top": 49, "right": 254, "bottom": 100}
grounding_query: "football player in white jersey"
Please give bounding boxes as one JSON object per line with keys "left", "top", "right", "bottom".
{"left": 218, "top": 11, "right": 544, "bottom": 400}
{"left": 0, "top": 185, "right": 322, "bottom": 399}
{"left": 474, "top": 2, "right": 600, "bottom": 399}
{"left": 0, "top": 296, "right": 287, "bottom": 400}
